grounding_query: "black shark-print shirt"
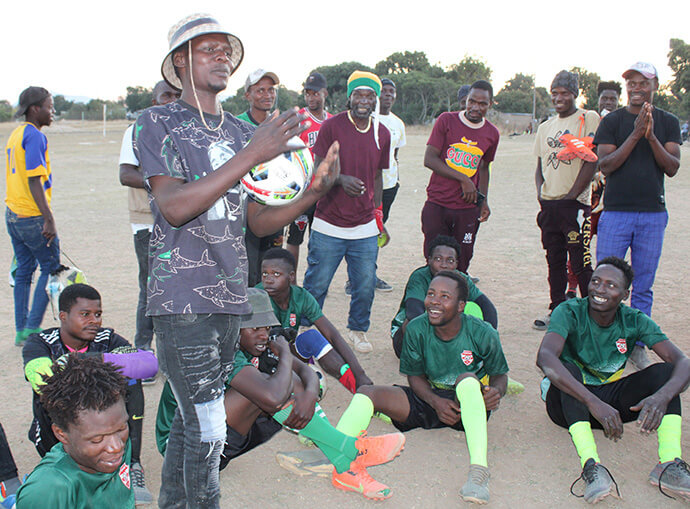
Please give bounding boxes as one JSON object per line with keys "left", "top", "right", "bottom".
{"left": 134, "top": 100, "right": 255, "bottom": 316}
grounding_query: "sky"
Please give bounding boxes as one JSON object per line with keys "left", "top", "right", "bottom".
{"left": 3, "top": 0, "right": 689, "bottom": 105}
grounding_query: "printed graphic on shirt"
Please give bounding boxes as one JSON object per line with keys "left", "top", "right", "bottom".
{"left": 445, "top": 137, "right": 484, "bottom": 177}
{"left": 545, "top": 130, "right": 574, "bottom": 170}
{"left": 119, "top": 463, "right": 130, "bottom": 489}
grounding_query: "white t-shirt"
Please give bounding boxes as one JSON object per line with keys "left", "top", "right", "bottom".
{"left": 119, "top": 125, "right": 139, "bottom": 166}
{"left": 119, "top": 125, "right": 152, "bottom": 231}
{"left": 379, "top": 112, "right": 406, "bottom": 190}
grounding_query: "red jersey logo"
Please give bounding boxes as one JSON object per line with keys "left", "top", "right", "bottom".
{"left": 119, "top": 463, "right": 130, "bottom": 489}
{"left": 461, "top": 350, "right": 474, "bottom": 366}
{"left": 251, "top": 356, "right": 260, "bottom": 368}
{"left": 616, "top": 338, "right": 627, "bottom": 354}
{"left": 290, "top": 313, "right": 297, "bottom": 327}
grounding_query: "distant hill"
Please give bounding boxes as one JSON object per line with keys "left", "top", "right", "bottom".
{"left": 59, "top": 95, "right": 91, "bottom": 104}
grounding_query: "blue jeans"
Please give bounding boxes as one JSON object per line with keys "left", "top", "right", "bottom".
{"left": 596, "top": 210, "right": 668, "bottom": 316}
{"left": 154, "top": 313, "right": 240, "bottom": 509}
{"left": 5, "top": 208, "right": 60, "bottom": 331}
{"left": 303, "top": 230, "right": 377, "bottom": 331}
{"left": 133, "top": 229, "right": 153, "bottom": 350}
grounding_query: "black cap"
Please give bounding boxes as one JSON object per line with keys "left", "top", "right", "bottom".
{"left": 16, "top": 86, "right": 50, "bottom": 118}
{"left": 304, "top": 72, "right": 327, "bottom": 91}
{"left": 381, "top": 78, "right": 396, "bottom": 89}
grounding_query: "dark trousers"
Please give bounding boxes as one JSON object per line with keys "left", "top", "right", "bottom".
{"left": 0, "top": 423, "right": 18, "bottom": 483}
{"left": 545, "top": 362, "right": 680, "bottom": 429}
{"left": 382, "top": 183, "right": 400, "bottom": 224}
{"left": 421, "top": 201, "right": 480, "bottom": 273}
{"left": 246, "top": 228, "right": 283, "bottom": 287}
{"left": 537, "top": 200, "right": 593, "bottom": 310}
{"left": 133, "top": 229, "right": 153, "bottom": 350}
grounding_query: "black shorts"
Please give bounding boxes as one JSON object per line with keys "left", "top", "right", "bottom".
{"left": 286, "top": 204, "right": 316, "bottom": 246}
{"left": 220, "top": 415, "right": 282, "bottom": 470}
{"left": 391, "top": 385, "right": 491, "bottom": 433}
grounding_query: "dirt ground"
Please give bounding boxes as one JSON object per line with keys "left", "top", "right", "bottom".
{"left": 1, "top": 119, "right": 689, "bottom": 508}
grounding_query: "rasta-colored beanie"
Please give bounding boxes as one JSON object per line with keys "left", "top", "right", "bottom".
{"left": 347, "top": 71, "right": 382, "bottom": 97}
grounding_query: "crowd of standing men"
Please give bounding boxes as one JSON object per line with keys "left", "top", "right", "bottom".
{"left": 2, "top": 10, "right": 688, "bottom": 509}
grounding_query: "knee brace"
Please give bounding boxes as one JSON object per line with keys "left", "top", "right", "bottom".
{"left": 294, "top": 329, "right": 332, "bottom": 360}
{"left": 195, "top": 396, "right": 227, "bottom": 442}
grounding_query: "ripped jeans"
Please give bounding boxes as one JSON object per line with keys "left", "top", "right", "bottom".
{"left": 154, "top": 313, "right": 240, "bottom": 509}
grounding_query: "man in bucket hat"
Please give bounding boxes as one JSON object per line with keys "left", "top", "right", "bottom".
{"left": 303, "top": 71, "right": 391, "bottom": 354}
{"left": 133, "top": 13, "right": 339, "bottom": 508}
{"left": 593, "top": 62, "right": 682, "bottom": 369}
{"left": 5, "top": 86, "right": 61, "bottom": 347}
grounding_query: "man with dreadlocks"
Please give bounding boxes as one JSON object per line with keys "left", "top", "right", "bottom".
{"left": 303, "top": 70, "right": 391, "bottom": 354}
{"left": 133, "top": 13, "right": 339, "bottom": 508}
{"left": 16, "top": 356, "right": 135, "bottom": 508}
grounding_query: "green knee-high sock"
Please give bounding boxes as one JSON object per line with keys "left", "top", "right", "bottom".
{"left": 455, "top": 377, "right": 488, "bottom": 467}
{"left": 569, "top": 421, "right": 600, "bottom": 467}
{"left": 336, "top": 393, "right": 375, "bottom": 437}
{"left": 658, "top": 414, "right": 682, "bottom": 464}
{"left": 272, "top": 402, "right": 359, "bottom": 473}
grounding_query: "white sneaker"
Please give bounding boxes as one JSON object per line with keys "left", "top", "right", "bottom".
{"left": 348, "top": 329, "right": 373, "bottom": 353}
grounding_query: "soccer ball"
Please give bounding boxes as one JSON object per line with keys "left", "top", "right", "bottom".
{"left": 241, "top": 138, "right": 314, "bottom": 206}
{"left": 46, "top": 265, "right": 87, "bottom": 319}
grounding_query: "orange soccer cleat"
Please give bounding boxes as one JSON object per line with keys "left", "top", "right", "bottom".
{"left": 332, "top": 462, "right": 393, "bottom": 500}
{"left": 557, "top": 133, "right": 598, "bottom": 163}
{"left": 354, "top": 431, "right": 406, "bottom": 467}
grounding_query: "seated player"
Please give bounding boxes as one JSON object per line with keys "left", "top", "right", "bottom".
{"left": 391, "top": 235, "right": 497, "bottom": 358}
{"left": 536, "top": 257, "right": 690, "bottom": 503}
{"left": 16, "top": 356, "right": 135, "bottom": 508}
{"left": 21, "top": 283, "right": 157, "bottom": 505}
{"left": 156, "top": 289, "right": 404, "bottom": 499}
{"left": 258, "top": 247, "right": 373, "bottom": 391}
{"left": 333, "top": 271, "right": 508, "bottom": 504}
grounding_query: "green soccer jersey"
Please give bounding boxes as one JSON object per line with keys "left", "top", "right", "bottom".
{"left": 16, "top": 441, "right": 134, "bottom": 509}
{"left": 237, "top": 111, "right": 259, "bottom": 126}
{"left": 391, "top": 266, "right": 483, "bottom": 337}
{"left": 400, "top": 313, "right": 508, "bottom": 390}
{"left": 257, "top": 284, "right": 324, "bottom": 332}
{"left": 548, "top": 298, "right": 667, "bottom": 385}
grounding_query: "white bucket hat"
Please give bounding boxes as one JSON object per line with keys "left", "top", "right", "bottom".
{"left": 161, "top": 13, "right": 244, "bottom": 90}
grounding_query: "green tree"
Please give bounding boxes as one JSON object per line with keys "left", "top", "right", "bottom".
{"left": 53, "top": 95, "right": 73, "bottom": 116}
{"left": 221, "top": 87, "right": 248, "bottom": 115}
{"left": 0, "top": 100, "right": 12, "bottom": 122}
{"left": 494, "top": 73, "right": 551, "bottom": 118}
{"left": 667, "top": 38, "right": 690, "bottom": 118}
{"left": 446, "top": 56, "right": 492, "bottom": 85}
{"left": 569, "top": 66, "right": 601, "bottom": 111}
{"left": 392, "top": 72, "right": 457, "bottom": 124}
{"left": 313, "top": 61, "right": 374, "bottom": 112}
{"left": 125, "top": 86, "right": 152, "bottom": 113}
{"left": 275, "top": 85, "right": 300, "bottom": 112}
{"left": 374, "top": 51, "right": 431, "bottom": 76}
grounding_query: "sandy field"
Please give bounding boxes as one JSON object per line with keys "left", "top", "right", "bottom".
{"left": 1, "top": 119, "right": 689, "bottom": 508}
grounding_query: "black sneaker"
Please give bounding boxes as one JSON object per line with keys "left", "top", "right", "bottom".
{"left": 130, "top": 462, "right": 153, "bottom": 505}
{"left": 344, "top": 280, "right": 352, "bottom": 296}
{"left": 570, "top": 458, "right": 619, "bottom": 503}
{"left": 375, "top": 278, "right": 393, "bottom": 292}
{"left": 649, "top": 458, "right": 690, "bottom": 500}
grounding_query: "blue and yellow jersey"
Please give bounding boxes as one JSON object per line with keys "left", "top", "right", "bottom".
{"left": 5, "top": 122, "right": 52, "bottom": 216}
